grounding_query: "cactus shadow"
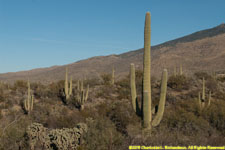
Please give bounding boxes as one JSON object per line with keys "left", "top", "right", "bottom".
{"left": 136, "top": 98, "right": 142, "bottom": 117}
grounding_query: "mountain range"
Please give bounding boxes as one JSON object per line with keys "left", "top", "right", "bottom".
{"left": 0, "top": 23, "right": 225, "bottom": 83}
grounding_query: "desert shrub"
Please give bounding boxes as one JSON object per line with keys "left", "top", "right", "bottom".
{"left": 84, "top": 78, "right": 101, "bottom": 87}
{"left": 96, "top": 85, "right": 116, "bottom": 99}
{"left": 217, "top": 76, "right": 225, "bottom": 82}
{"left": 83, "top": 117, "right": 124, "bottom": 150}
{"left": 213, "top": 91, "right": 225, "bottom": 100}
{"left": 47, "top": 80, "right": 64, "bottom": 97}
{"left": 12, "top": 80, "right": 27, "bottom": 93}
{"left": 115, "top": 77, "right": 130, "bottom": 100}
{"left": 168, "top": 75, "right": 190, "bottom": 91}
{"left": 0, "top": 116, "right": 31, "bottom": 150}
{"left": 100, "top": 73, "right": 112, "bottom": 85}
{"left": 107, "top": 101, "right": 140, "bottom": 136}
{"left": 0, "top": 88, "right": 5, "bottom": 103}
{"left": 163, "top": 106, "right": 212, "bottom": 136}
{"left": 206, "top": 78, "right": 218, "bottom": 93}
{"left": 202, "top": 101, "right": 225, "bottom": 135}
{"left": 194, "top": 71, "right": 212, "bottom": 80}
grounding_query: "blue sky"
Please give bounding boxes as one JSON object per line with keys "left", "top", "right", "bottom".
{"left": 0, "top": 0, "right": 225, "bottom": 73}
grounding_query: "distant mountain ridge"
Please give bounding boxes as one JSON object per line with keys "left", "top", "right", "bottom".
{"left": 155, "top": 23, "right": 225, "bottom": 48}
{"left": 0, "top": 24, "right": 225, "bottom": 83}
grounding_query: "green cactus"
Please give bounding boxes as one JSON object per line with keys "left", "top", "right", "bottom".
{"left": 111, "top": 66, "right": 115, "bottom": 85}
{"left": 130, "top": 63, "right": 137, "bottom": 113}
{"left": 198, "top": 77, "right": 211, "bottom": 109}
{"left": 24, "top": 80, "right": 34, "bottom": 114}
{"left": 26, "top": 122, "right": 88, "bottom": 150}
{"left": 65, "top": 67, "right": 69, "bottom": 99}
{"left": 130, "top": 12, "right": 168, "bottom": 129}
{"left": 69, "top": 77, "right": 73, "bottom": 96}
{"left": 75, "top": 79, "right": 89, "bottom": 110}
{"left": 202, "top": 77, "right": 205, "bottom": 100}
{"left": 64, "top": 67, "right": 73, "bottom": 101}
{"left": 80, "top": 79, "right": 83, "bottom": 91}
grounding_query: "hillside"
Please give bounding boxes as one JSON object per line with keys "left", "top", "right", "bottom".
{"left": 0, "top": 24, "right": 225, "bottom": 83}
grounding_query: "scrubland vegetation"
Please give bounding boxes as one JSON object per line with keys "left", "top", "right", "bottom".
{"left": 0, "top": 12, "right": 225, "bottom": 150}
{"left": 0, "top": 70, "right": 225, "bottom": 150}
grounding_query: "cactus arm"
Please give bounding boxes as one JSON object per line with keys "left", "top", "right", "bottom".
{"left": 198, "top": 92, "right": 202, "bottom": 109}
{"left": 130, "top": 63, "right": 137, "bottom": 112}
{"left": 85, "top": 85, "right": 89, "bottom": 102}
{"left": 202, "top": 77, "right": 205, "bottom": 100}
{"left": 152, "top": 69, "right": 168, "bottom": 127}
{"left": 142, "top": 12, "right": 152, "bottom": 128}
{"left": 69, "top": 77, "right": 73, "bottom": 96}
{"left": 31, "top": 95, "right": 34, "bottom": 111}
{"left": 81, "top": 80, "right": 83, "bottom": 91}
{"left": 65, "top": 67, "right": 69, "bottom": 99}
{"left": 28, "top": 80, "right": 30, "bottom": 101}
{"left": 24, "top": 99, "right": 28, "bottom": 111}
{"left": 207, "top": 91, "right": 211, "bottom": 107}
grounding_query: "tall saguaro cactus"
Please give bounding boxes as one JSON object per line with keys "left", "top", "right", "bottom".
{"left": 143, "top": 12, "right": 152, "bottom": 128}
{"left": 65, "top": 67, "right": 69, "bottom": 98}
{"left": 24, "top": 80, "right": 34, "bottom": 114}
{"left": 64, "top": 67, "right": 73, "bottom": 101}
{"left": 198, "top": 77, "right": 211, "bottom": 110}
{"left": 130, "top": 12, "right": 168, "bottom": 129}
{"left": 111, "top": 66, "right": 115, "bottom": 85}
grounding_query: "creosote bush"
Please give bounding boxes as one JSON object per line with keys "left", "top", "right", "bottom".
{"left": 168, "top": 75, "right": 190, "bottom": 91}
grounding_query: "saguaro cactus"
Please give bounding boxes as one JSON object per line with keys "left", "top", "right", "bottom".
{"left": 65, "top": 67, "right": 69, "bottom": 99}
{"left": 76, "top": 79, "right": 89, "bottom": 110}
{"left": 198, "top": 77, "right": 211, "bottom": 109}
{"left": 64, "top": 67, "right": 73, "bottom": 101}
{"left": 130, "top": 12, "right": 168, "bottom": 129}
{"left": 69, "top": 77, "right": 73, "bottom": 96}
{"left": 24, "top": 80, "right": 34, "bottom": 114}
{"left": 111, "top": 66, "right": 115, "bottom": 85}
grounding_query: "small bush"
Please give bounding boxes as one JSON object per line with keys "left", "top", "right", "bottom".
{"left": 194, "top": 72, "right": 212, "bottom": 80}
{"left": 168, "top": 75, "right": 190, "bottom": 91}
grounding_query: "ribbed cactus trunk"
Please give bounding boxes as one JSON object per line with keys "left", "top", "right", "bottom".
{"left": 27, "top": 80, "right": 31, "bottom": 111}
{"left": 85, "top": 85, "right": 89, "bottom": 102}
{"left": 130, "top": 63, "right": 137, "bottom": 113}
{"left": 24, "top": 80, "right": 34, "bottom": 114}
{"left": 65, "top": 67, "right": 69, "bottom": 99}
{"left": 130, "top": 12, "right": 167, "bottom": 129}
{"left": 198, "top": 92, "right": 202, "bottom": 109}
{"left": 152, "top": 69, "right": 167, "bottom": 127}
{"left": 81, "top": 80, "right": 83, "bottom": 91}
{"left": 207, "top": 91, "right": 211, "bottom": 107}
{"left": 202, "top": 77, "right": 205, "bottom": 101}
{"left": 142, "top": 12, "right": 151, "bottom": 129}
{"left": 69, "top": 77, "right": 73, "bottom": 96}
{"left": 198, "top": 77, "right": 212, "bottom": 110}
